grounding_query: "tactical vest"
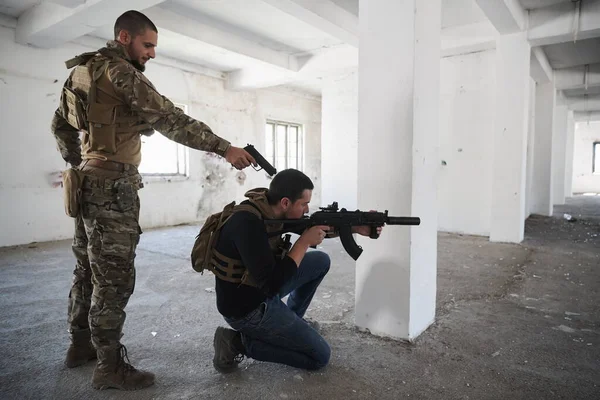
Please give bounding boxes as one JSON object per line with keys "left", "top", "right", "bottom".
{"left": 61, "top": 48, "right": 154, "bottom": 167}
{"left": 191, "top": 188, "right": 287, "bottom": 288}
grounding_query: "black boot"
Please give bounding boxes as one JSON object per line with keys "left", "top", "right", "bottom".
{"left": 213, "top": 327, "right": 245, "bottom": 373}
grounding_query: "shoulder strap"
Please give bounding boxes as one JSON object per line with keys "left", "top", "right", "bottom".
{"left": 65, "top": 51, "right": 97, "bottom": 69}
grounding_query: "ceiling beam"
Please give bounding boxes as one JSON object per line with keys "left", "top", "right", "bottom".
{"left": 441, "top": 21, "right": 497, "bottom": 58}
{"left": 15, "top": 0, "right": 166, "bottom": 48}
{"left": 574, "top": 111, "right": 600, "bottom": 121}
{"left": 262, "top": 0, "right": 358, "bottom": 47}
{"left": 561, "top": 95, "right": 600, "bottom": 111}
{"left": 530, "top": 47, "right": 553, "bottom": 83}
{"left": 474, "top": 0, "right": 527, "bottom": 34}
{"left": 143, "top": 6, "right": 300, "bottom": 72}
{"left": 555, "top": 63, "right": 600, "bottom": 93}
{"left": 226, "top": 43, "right": 357, "bottom": 91}
{"left": 528, "top": 0, "right": 600, "bottom": 46}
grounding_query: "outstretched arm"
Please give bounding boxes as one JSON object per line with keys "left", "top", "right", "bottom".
{"left": 109, "top": 64, "right": 254, "bottom": 169}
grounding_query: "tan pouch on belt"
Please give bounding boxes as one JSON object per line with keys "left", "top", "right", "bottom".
{"left": 62, "top": 168, "right": 83, "bottom": 218}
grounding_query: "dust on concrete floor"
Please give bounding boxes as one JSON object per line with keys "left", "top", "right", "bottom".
{"left": 0, "top": 195, "right": 598, "bottom": 400}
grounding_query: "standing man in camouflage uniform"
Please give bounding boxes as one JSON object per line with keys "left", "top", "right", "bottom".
{"left": 51, "top": 10, "right": 255, "bottom": 391}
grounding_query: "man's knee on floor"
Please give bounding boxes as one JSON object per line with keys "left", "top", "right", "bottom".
{"left": 310, "top": 341, "right": 331, "bottom": 370}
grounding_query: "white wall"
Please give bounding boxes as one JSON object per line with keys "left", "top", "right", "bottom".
{"left": 321, "top": 69, "right": 358, "bottom": 210}
{"left": 438, "top": 49, "right": 496, "bottom": 236}
{"left": 0, "top": 26, "right": 321, "bottom": 247}
{"left": 572, "top": 121, "right": 600, "bottom": 193}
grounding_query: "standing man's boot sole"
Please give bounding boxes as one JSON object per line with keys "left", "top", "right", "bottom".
{"left": 91, "top": 374, "right": 155, "bottom": 391}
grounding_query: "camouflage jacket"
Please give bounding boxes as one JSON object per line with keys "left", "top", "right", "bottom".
{"left": 51, "top": 40, "right": 231, "bottom": 166}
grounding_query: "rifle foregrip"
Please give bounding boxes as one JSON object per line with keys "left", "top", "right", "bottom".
{"left": 244, "top": 144, "right": 277, "bottom": 176}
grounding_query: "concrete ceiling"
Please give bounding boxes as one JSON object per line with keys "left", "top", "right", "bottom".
{"left": 544, "top": 37, "right": 600, "bottom": 69}
{"left": 519, "top": 0, "right": 572, "bottom": 10}
{"left": 1, "top": 0, "right": 599, "bottom": 110}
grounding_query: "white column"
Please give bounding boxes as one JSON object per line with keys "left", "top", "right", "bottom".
{"left": 356, "top": 0, "right": 440, "bottom": 340}
{"left": 490, "top": 33, "right": 531, "bottom": 243}
{"left": 525, "top": 77, "right": 536, "bottom": 218}
{"left": 564, "top": 110, "right": 575, "bottom": 198}
{"left": 531, "top": 82, "right": 556, "bottom": 216}
{"left": 552, "top": 105, "right": 568, "bottom": 205}
{"left": 321, "top": 71, "right": 358, "bottom": 210}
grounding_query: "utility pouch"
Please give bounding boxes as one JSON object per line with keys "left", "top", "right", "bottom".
{"left": 87, "top": 103, "right": 117, "bottom": 154}
{"left": 62, "top": 87, "right": 87, "bottom": 130}
{"left": 62, "top": 168, "right": 83, "bottom": 218}
{"left": 115, "top": 181, "right": 137, "bottom": 212}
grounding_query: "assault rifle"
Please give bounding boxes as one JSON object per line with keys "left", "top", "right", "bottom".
{"left": 264, "top": 202, "right": 421, "bottom": 260}
{"left": 244, "top": 144, "right": 277, "bottom": 176}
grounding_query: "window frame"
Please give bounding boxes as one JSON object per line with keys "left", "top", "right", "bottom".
{"left": 593, "top": 141, "right": 600, "bottom": 175}
{"left": 265, "top": 119, "right": 304, "bottom": 171}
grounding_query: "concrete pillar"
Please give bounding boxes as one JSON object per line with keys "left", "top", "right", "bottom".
{"left": 552, "top": 105, "right": 568, "bottom": 205}
{"left": 490, "top": 32, "right": 531, "bottom": 243}
{"left": 356, "top": 0, "right": 440, "bottom": 341}
{"left": 525, "top": 77, "right": 536, "bottom": 218}
{"left": 564, "top": 110, "right": 575, "bottom": 198}
{"left": 531, "top": 82, "right": 556, "bottom": 216}
{"left": 321, "top": 70, "right": 358, "bottom": 210}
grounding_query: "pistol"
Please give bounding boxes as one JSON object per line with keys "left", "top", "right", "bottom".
{"left": 244, "top": 144, "right": 277, "bottom": 176}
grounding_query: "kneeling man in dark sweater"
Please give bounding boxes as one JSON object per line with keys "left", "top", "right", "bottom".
{"left": 211, "top": 168, "right": 381, "bottom": 372}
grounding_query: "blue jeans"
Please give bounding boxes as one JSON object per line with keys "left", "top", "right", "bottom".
{"left": 224, "top": 250, "right": 331, "bottom": 370}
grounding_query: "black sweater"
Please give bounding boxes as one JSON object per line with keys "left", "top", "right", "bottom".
{"left": 214, "top": 205, "right": 299, "bottom": 318}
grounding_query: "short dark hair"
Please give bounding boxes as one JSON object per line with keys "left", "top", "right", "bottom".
{"left": 267, "top": 169, "right": 314, "bottom": 205}
{"left": 114, "top": 10, "right": 158, "bottom": 39}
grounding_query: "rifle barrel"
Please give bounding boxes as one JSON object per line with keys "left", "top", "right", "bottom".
{"left": 387, "top": 216, "right": 421, "bottom": 225}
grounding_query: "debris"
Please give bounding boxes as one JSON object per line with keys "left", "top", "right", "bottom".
{"left": 565, "top": 311, "right": 580, "bottom": 316}
{"left": 554, "top": 325, "right": 576, "bottom": 333}
{"left": 491, "top": 351, "right": 501, "bottom": 357}
{"left": 151, "top": 332, "right": 157, "bottom": 337}
{"left": 322, "top": 294, "right": 331, "bottom": 299}
{"left": 563, "top": 213, "right": 577, "bottom": 222}
{"left": 205, "top": 287, "right": 215, "bottom": 293}
{"left": 294, "top": 374, "right": 303, "bottom": 382}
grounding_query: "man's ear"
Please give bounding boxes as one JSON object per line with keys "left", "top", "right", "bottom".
{"left": 117, "top": 29, "right": 131, "bottom": 45}
{"left": 280, "top": 198, "right": 290, "bottom": 210}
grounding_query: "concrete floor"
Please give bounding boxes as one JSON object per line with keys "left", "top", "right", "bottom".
{"left": 1, "top": 196, "right": 599, "bottom": 400}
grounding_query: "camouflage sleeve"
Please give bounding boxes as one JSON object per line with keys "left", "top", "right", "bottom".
{"left": 108, "top": 63, "right": 231, "bottom": 157}
{"left": 51, "top": 109, "right": 82, "bottom": 166}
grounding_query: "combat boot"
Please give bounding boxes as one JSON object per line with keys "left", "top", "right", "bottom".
{"left": 213, "top": 327, "right": 245, "bottom": 373}
{"left": 65, "top": 329, "right": 97, "bottom": 368}
{"left": 92, "top": 345, "right": 155, "bottom": 391}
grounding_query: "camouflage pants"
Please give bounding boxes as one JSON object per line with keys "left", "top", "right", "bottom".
{"left": 68, "top": 165, "right": 142, "bottom": 350}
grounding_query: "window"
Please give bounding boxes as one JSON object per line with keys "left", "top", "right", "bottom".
{"left": 594, "top": 142, "right": 600, "bottom": 174}
{"left": 138, "top": 103, "right": 189, "bottom": 176}
{"left": 265, "top": 120, "right": 304, "bottom": 171}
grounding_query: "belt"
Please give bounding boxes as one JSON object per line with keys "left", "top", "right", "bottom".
{"left": 82, "top": 159, "right": 137, "bottom": 172}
